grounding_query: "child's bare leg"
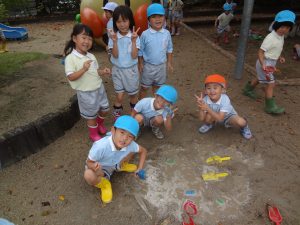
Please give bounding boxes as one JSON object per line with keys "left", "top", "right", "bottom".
{"left": 115, "top": 92, "right": 125, "bottom": 107}
{"left": 134, "top": 114, "right": 144, "bottom": 126}
{"left": 151, "top": 115, "right": 164, "bottom": 139}
{"left": 87, "top": 118, "right": 97, "bottom": 127}
{"left": 251, "top": 78, "right": 259, "bottom": 87}
{"left": 227, "top": 115, "right": 247, "bottom": 128}
{"left": 129, "top": 94, "right": 138, "bottom": 111}
{"left": 113, "top": 92, "right": 125, "bottom": 120}
{"left": 139, "top": 86, "right": 148, "bottom": 99}
{"left": 265, "top": 83, "right": 275, "bottom": 99}
{"left": 204, "top": 113, "right": 215, "bottom": 124}
{"left": 84, "top": 168, "right": 104, "bottom": 186}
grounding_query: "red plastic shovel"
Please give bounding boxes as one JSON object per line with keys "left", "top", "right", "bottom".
{"left": 267, "top": 205, "right": 282, "bottom": 225}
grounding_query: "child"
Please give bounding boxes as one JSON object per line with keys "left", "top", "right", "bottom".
{"left": 195, "top": 74, "right": 252, "bottom": 140}
{"left": 131, "top": 85, "right": 178, "bottom": 139}
{"left": 293, "top": 44, "right": 300, "bottom": 60}
{"left": 138, "top": 3, "right": 173, "bottom": 99}
{"left": 242, "top": 10, "right": 296, "bottom": 114}
{"left": 170, "top": 0, "right": 184, "bottom": 35}
{"left": 64, "top": 24, "right": 111, "bottom": 142}
{"left": 107, "top": 5, "right": 141, "bottom": 121}
{"left": 84, "top": 115, "right": 147, "bottom": 203}
{"left": 215, "top": 3, "right": 234, "bottom": 44}
{"left": 102, "top": 2, "right": 118, "bottom": 47}
{"left": 0, "top": 28, "right": 8, "bottom": 53}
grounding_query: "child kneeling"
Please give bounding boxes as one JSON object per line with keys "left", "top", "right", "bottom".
{"left": 84, "top": 115, "right": 147, "bottom": 203}
{"left": 195, "top": 74, "right": 252, "bottom": 140}
{"left": 131, "top": 85, "right": 178, "bottom": 140}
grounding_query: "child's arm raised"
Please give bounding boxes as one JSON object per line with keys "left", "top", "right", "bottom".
{"left": 108, "top": 29, "right": 119, "bottom": 58}
{"left": 131, "top": 26, "right": 140, "bottom": 59}
{"left": 67, "top": 60, "right": 92, "bottom": 81}
{"left": 98, "top": 67, "right": 111, "bottom": 76}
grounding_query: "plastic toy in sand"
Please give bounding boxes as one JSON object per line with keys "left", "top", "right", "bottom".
{"left": 206, "top": 156, "right": 231, "bottom": 164}
{"left": 202, "top": 172, "right": 229, "bottom": 181}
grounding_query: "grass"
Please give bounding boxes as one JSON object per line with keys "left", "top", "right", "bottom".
{"left": 0, "top": 52, "right": 48, "bottom": 82}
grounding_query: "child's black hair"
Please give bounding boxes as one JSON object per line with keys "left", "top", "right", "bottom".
{"left": 113, "top": 5, "right": 135, "bottom": 32}
{"left": 272, "top": 21, "right": 294, "bottom": 31}
{"left": 64, "top": 24, "right": 93, "bottom": 56}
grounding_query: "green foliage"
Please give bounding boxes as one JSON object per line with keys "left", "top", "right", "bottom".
{"left": 0, "top": 2, "right": 8, "bottom": 21}
{"left": 0, "top": 52, "right": 48, "bottom": 85}
{"left": 1, "top": 0, "right": 29, "bottom": 11}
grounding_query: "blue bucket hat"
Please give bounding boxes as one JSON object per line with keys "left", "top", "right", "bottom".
{"left": 114, "top": 115, "right": 139, "bottom": 137}
{"left": 223, "top": 3, "right": 232, "bottom": 11}
{"left": 147, "top": 3, "right": 165, "bottom": 18}
{"left": 156, "top": 85, "right": 178, "bottom": 104}
{"left": 274, "top": 10, "right": 296, "bottom": 24}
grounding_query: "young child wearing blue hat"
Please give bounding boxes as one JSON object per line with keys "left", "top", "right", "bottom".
{"left": 131, "top": 85, "right": 178, "bottom": 139}
{"left": 215, "top": 3, "right": 234, "bottom": 44}
{"left": 84, "top": 115, "right": 147, "bottom": 203}
{"left": 138, "top": 3, "right": 173, "bottom": 99}
{"left": 243, "top": 10, "right": 296, "bottom": 114}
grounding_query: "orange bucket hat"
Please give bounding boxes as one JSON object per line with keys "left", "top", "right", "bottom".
{"left": 204, "top": 74, "right": 226, "bottom": 88}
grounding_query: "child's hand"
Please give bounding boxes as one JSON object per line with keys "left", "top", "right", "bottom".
{"left": 102, "top": 67, "right": 111, "bottom": 76}
{"left": 83, "top": 60, "right": 93, "bottom": 71}
{"left": 167, "top": 62, "right": 174, "bottom": 73}
{"left": 279, "top": 56, "right": 285, "bottom": 64}
{"left": 195, "top": 92, "right": 204, "bottom": 104}
{"left": 107, "top": 29, "right": 117, "bottom": 42}
{"left": 131, "top": 26, "right": 140, "bottom": 42}
{"left": 162, "top": 105, "right": 178, "bottom": 120}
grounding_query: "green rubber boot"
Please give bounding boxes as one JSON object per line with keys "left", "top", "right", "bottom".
{"left": 265, "top": 98, "right": 285, "bottom": 114}
{"left": 242, "top": 82, "right": 257, "bottom": 99}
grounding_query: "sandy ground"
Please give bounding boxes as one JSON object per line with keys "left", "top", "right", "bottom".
{"left": 0, "top": 21, "right": 300, "bottom": 225}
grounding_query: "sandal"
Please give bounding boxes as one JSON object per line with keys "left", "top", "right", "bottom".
{"left": 198, "top": 124, "right": 213, "bottom": 133}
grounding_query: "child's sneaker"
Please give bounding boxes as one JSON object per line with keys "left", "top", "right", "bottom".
{"left": 240, "top": 124, "right": 252, "bottom": 139}
{"left": 152, "top": 126, "right": 164, "bottom": 139}
{"left": 198, "top": 124, "right": 213, "bottom": 133}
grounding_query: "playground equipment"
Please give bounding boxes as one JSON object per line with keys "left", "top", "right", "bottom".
{"left": 0, "top": 23, "right": 28, "bottom": 40}
{"left": 80, "top": 0, "right": 151, "bottom": 45}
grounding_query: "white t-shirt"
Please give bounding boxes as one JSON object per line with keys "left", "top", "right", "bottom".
{"left": 260, "top": 30, "right": 284, "bottom": 60}
{"left": 217, "top": 12, "right": 234, "bottom": 28}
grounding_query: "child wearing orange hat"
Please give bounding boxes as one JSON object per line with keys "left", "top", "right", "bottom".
{"left": 195, "top": 74, "right": 252, "bottom": 139}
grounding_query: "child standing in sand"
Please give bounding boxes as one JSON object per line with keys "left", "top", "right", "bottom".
{"left": 242, "top": 10, "right": 296, "bottom": 114}
{"left": 215, "top": 3, "right": 234, "bottom": 44}
{"left": 64, "top": 24, "right": 111, "bottom": 142}
{"left": 138, "top": 3, "right": 173, "bottom": 99}
{"left": 107, "top": 5, "right": 141, "bottom": 120}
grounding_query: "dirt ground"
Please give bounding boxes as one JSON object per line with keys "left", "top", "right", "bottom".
{"left": 0, "top": 20, "right": 300, "bottom": 225}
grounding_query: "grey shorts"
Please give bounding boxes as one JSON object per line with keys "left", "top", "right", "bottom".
{"left": 141, "top": 62, "right": 167, "bottom": 88}
{"left": 85, "top": 164, "right": 118, "bottom": 180}
{"left": 222, "top": 112, "right": 237, "bottom": 128}
{"left": 217, "top": 25, "right": 231, "bottom": 34}
{"left": 256, "top": 58, "right": 277, "bottom": 84}
{"left": 77, "top": 84, "right": 109, "bottom": 119}
{"left": 112, "top": 64, "right": 139, "bottom": 95}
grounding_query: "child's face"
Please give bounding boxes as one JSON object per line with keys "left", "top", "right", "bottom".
{"left": 72, "top": 31, "right": 93, "bottom": 54}
{"left": 111, "top": 127, "right": 135, "bottom": 150}
{"left": 154, "top": 95, "right": 170, "bottom": 110}
{"left": 149, "top": 14, "right": 165, "bottom": 31}
{"left": 116, "top": 15, "right": 130, "bottom": 35}
{"left": 276, "top": 25, "right": 291, "bottom": 36}
{"left": 205, "top": 83, "right": 223, "bottom": 102}
{"left": 224, "top": 10, "right": 230, "bottom": 15}
{"left": 104, "top": 10, "right": 113, "bottom": 20}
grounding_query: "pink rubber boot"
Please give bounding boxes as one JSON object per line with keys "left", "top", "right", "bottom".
{"left": 88, "top": 125, "right": 101, "bottom": 142}
{"left": 96, "top": 116, "right": 107, "bottom": 135}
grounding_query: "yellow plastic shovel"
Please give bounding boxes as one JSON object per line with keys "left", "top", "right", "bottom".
{"left": 206, "top": 156, "right": 231, "bottom": 164}
{"left": 202, "top": 172, "right": 229, "bottom": 181}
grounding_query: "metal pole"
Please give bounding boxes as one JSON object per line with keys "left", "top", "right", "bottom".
{"left": 234, "top": 0, "right": 255, "bottom": 79}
